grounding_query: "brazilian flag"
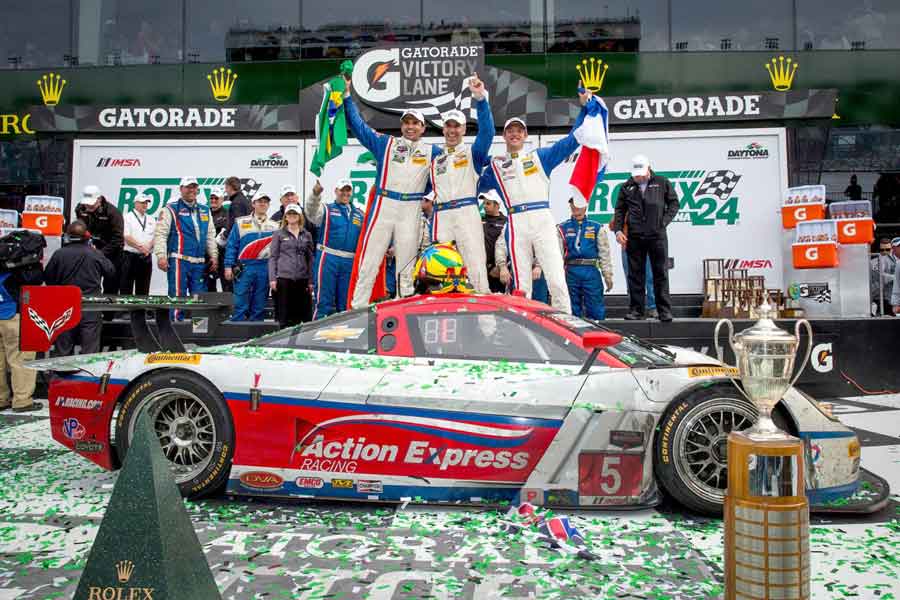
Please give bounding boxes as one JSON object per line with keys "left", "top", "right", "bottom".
{"left": 310, "top": 60, "right": 353, "bottom": 177}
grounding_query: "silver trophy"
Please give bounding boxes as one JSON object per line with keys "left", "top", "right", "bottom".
{"left": 714, "top": 303, "right": 813, "bottom": 440}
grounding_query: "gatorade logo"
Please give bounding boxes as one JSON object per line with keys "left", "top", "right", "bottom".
{"left": 804, "top": 247, "right": 819, "bottom": 261}
{"left": 35, "top": 215, "right": 48, "bottom": 228}
{"left": 795, "top": 207, "right": 807, "bottom": 220}
{"left": 841, "top": 222, "right": 856, "bottom": 237}
{"left": 811, "top": 342, "right": 833, "bottom": 373}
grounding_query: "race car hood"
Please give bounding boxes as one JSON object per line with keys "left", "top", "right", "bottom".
{"left": 664, "top": 345, "right": 727, "bottom": 367}
{"left": 26, "top": 350, "right": 144, "bottom": 375}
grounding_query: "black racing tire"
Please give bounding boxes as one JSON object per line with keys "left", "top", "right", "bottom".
{"left": 653, "top": 384, "right": 791, "bottom": 516}
{"left": 114, "top": 369, "right": 235, "bottom": 499}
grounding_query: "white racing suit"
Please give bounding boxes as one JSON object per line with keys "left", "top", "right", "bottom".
{"left": 481, "top": 106, "right": 587, "bottom": 313}
{"left": 345, "top": 97, "right": 438, "bottom": 307}
{"left": 429, "top": 97, "right": 494, "bottom": 293}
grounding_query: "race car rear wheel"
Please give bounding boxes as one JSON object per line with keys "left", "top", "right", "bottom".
{"left": 654, "top": 385, "right": 790, "bottom": 515}
{"left": 115, "top": 369, "right": 235, "bottom": 498}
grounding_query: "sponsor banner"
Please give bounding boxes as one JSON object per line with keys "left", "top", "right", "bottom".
{"left": 29, "top": 104, "right": 300, "bottom": 132}
{"left": 545, "top": 127, "right": 787, "bottom": 293}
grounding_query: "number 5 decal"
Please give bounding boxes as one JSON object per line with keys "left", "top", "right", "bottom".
{"left": 578, "top": 452, "right": 644, "bottom": 498}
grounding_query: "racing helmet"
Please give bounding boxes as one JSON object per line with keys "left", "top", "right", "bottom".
{"left": 413, "top": 242, "right": 475, "bottom": 295}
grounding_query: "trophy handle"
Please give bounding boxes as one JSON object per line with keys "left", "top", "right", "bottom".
{"left": 713, "top": 319, "right": 734, "bottom": 364}
{"left": 789, "top": 319, "right": 814, "bottom": 389}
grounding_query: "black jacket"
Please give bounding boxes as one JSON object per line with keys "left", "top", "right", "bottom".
{"left": 483, "top": 213, "right": 507, "bottom": 270}
{"left": 210, "top": 206, "right": 229, "bottom": 236}
{"left": 75, "top": 198, "right": 124, "bottom": 260}
{"left": 612, "top": 171, "right": 680, "bottom": 237}
{"left": 227, "top": 191, "right": 251, "bottom": 231}
{"left": 44, "top": 240, "right": 116, "bottom": 295}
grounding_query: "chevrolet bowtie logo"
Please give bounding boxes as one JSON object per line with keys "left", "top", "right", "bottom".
{"left": 765, "top": 55, "right": 798, "bottom": 91}
{"left": 37, "top": 72, "right": 66, "bottom": 106}
{"left": 576, "top": 57, "right": 608, "bottom": 92}
{"left": 207, "top": 67, "right": 237, "bottom": 102}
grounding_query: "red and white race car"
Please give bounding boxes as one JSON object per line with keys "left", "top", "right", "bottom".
{"left": 28, "top": 291, "right": 886, "bottom": 515}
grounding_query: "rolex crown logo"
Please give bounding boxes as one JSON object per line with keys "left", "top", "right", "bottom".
{"left": 575, "top": 57, "right": 609, "bottom": 92}
{"left": 207, "top": 67, "right": 237, "bottom": 102}
{"left": 765, "top": 55, "right": 798, "bottom": 91}
{"left": 37, "top": 72, "right": 66, "bottom": 106}
{"left": 115, "top": 560, "right": 135, "bottom": 583}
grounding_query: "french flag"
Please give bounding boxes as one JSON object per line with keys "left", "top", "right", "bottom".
{"left": 569, "top": 96, "right": 610, "bottom": 208}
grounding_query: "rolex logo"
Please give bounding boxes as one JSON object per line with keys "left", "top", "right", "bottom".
{"left": 37, "top": 72, "right": 67, "bottom": 106}
{"left": 765, "top": 55, "right": 798, "bottom": 91}
{"left": 207, "top": 67, "right": 237, "bottom": 102}
{"left": 575, "top": 57, "right": 608, "bottom": 92}
{"left": 116, "top": 560, "right": 134, "bottom": 583}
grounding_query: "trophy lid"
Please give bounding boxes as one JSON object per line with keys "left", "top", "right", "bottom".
{"left": 733, "top": 303, "right": 797, "bottom": 345}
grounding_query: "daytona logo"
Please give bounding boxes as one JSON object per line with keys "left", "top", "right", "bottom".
{"left": 298, "top": 435, "right": 530, "bottom": 472}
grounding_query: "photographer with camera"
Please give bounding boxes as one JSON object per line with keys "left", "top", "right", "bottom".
{"left": 44, "top": 221, "right": 116, "bottom": 356}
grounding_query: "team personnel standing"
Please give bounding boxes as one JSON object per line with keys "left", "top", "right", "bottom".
{"left": 429, "top": 74, "right": 494, "bottom": 292}
{"left": 225, "top": 195, "right": 280, "bottom": 321}
{"left": 481, "top": 190, "right": 507, "bottom": 293}
{"left": 612, "top": 154, "right": 679, "bottom": 321}
{"left": 343, "top": 77, "right": 440, "bottom": 306}
{"left": 45, "top": 221, "right": 116, "bottom": 355}
{"left": 269, "top": 204, "right": 314, "bottom": 328}
{"left": 153, "top": 178, "right": 218, "bottom": 315}
{"left": 120, "top": 193, "right": 156, "bottom": 295}
{"left": 224, "top": 176, "right": 251, "bottom": 232}
{"left": 75, "top": 185, "right": 124, "bottom": 295}
{"left": 206, "top": 187, "right": 231, "bottom": 292}
{"left": 481, "top": 88, "right": 594, "bottom": 313}
{"left": 559, "top": 198, "right": 614, "bottom": 320}
{"left": 305, "top": 179, "right": 364, "bottom": 319}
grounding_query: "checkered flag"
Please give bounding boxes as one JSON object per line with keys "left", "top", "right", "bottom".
{"left": 813, "top": 288, "right": 832, "bottom": 303}
{"left": 697, "top": 170, "right": 741, "bottom": 200}
{"left": 240, "top": 178, "right": 262, "bottom": 200}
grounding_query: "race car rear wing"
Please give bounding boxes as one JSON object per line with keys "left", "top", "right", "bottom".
{"left": 19, "top": 286, "right": 233, "bottom": 354}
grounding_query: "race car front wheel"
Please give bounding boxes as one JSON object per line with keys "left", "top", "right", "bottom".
{"left": 115, "top": 369, "right": 235, "bottom": 498}
{"left": 654, "top": 385, "right": 790, "bottom": 515}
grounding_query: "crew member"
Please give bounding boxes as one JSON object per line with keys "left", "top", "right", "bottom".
{"left": 75, "top": 185, "right": 123, "bottom": 295}
{"left": 269, "top": 204, "right": 314, "bottom": 328}
{"left": 120, "top": 193, "right": 155, "bottom": 296}
{"left": 206, "top": 187, "right": 231, "bottom": 292}
{"left": 481, "top": 190, "right": 507, "bottom": 293}
{"left": 224, "top": 176, "right": 251, "bottom": 232}
{"left": 225, "top": 195, "right": 279, "bottom": 321}
{"left": 153, "top": 177, "right": 218, "bottom": 317}
{"left": 44, "top": 221, "right": 116, "bottom": 355}
{"left": 429, "top": 74, "right": 494, "bottom": 292}
{"left": 612, "top": 154, "right": 679, "bottom": 321}
{"left": 559, "top": 198, "right": 613, "bottom": 320}
{"left": 343, "top": 77, "right": 440, "bottom": 306}
{"left": 305, "top": 179, "right": 364, "bottom": 319}
{"left": 481, "top": 88, "right": 594, "bottom": 313}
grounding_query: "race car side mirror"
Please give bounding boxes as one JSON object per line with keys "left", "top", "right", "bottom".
{"left": 579, "top": 330, "right": 623, "bottom": 375}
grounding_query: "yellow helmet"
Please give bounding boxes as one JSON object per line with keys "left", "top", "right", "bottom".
{"left": 413, "top": 242, "right": 475, "bottom": 295}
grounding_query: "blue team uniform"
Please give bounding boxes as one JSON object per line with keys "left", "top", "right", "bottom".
{"left": 225, "top": 215, "right": 279, "bottom": 321}
{"left": 559, "top": 217, "right": 608, "bottom": 320}
{"left": 310, "top": 202, "right": 364, "bottom": 318}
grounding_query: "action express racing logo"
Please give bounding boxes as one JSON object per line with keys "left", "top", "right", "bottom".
{"left": 579, "top": 167, "right": 743, "bottom": 226}
{"left": 291, "top": 414, "right": 533, "bottom": 473}
{"left": 727, "top": 142, "right": 770, "bottom": 159}
{"left": 352, "top": 43, "right": 485, "bottom": 126}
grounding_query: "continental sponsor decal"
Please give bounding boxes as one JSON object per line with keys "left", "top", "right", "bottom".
{"left": 331, "top": 478, "right": 354, "bottom": 489}
{"left": 660, "top": 402, "right": 688, "bottom": 465}
{"left": 144, "top": 353, "right": 202, "bottom": 365}
{"left": 239, "top": 471, "right": 284, "bottom": 490}
{"left": 687, "top": 366, "right": 739, "bottom": 378}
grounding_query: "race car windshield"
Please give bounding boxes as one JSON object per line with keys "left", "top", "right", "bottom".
{"left": 245, "top": 309, "right": 373, "bottom": 353}
{"left": 545, "top": 312, "right": 675, "bottom": 367}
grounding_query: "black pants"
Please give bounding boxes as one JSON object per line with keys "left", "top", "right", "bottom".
{"left": 488, "top": 274, "right": 506, "bottom": 293}
{"left": 119, "top": 252, "right": 152, "bottom": 296}
{"left": 626, "top": 234, "right": 671, "bottom": 316}
{"left": 54, "top": 314, "right": 102, "bottom": 356}
{"left": 205, "top": 253, "right": 232, "bottom": 292}
{"left": 275, "top": 278, "right": 311, "bottom": 328}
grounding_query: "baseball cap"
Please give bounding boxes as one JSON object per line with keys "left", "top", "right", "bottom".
{"left": 133, "top": 193, "right": 150, "bottom": 204}
{"left": 478, "top": 189, "right": 501, "bottom": 204}
{"left": 400, "top": 109, "right": 426, "bottom": 125}
{"left": 443, "top": 109, "right": 466, "bottom": 126}
{"left": 284, "top": 203, "right": 302, "bottom": 215}
{"left": 79, "top": 185, "right": 102, "bottom": 205}
{"left": 279, "top": 184, "right": 297, "bottom": 197}
{"left": 179, "top": 177, "right": 198, "bottom": 187}
{"left": 335, "top": 178, "right": 353, "bottom": 190}
{"left": 631, "top": 155, "right": 650, "bottom": 177}
{"left": 503, "top": 117, "right": 527, "bottom": 131}
{"left": 208, "top": 186, "right": 224, "bottom": 199}
{"left": 892, "top": 237, "right": 900, "bottom": 247}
